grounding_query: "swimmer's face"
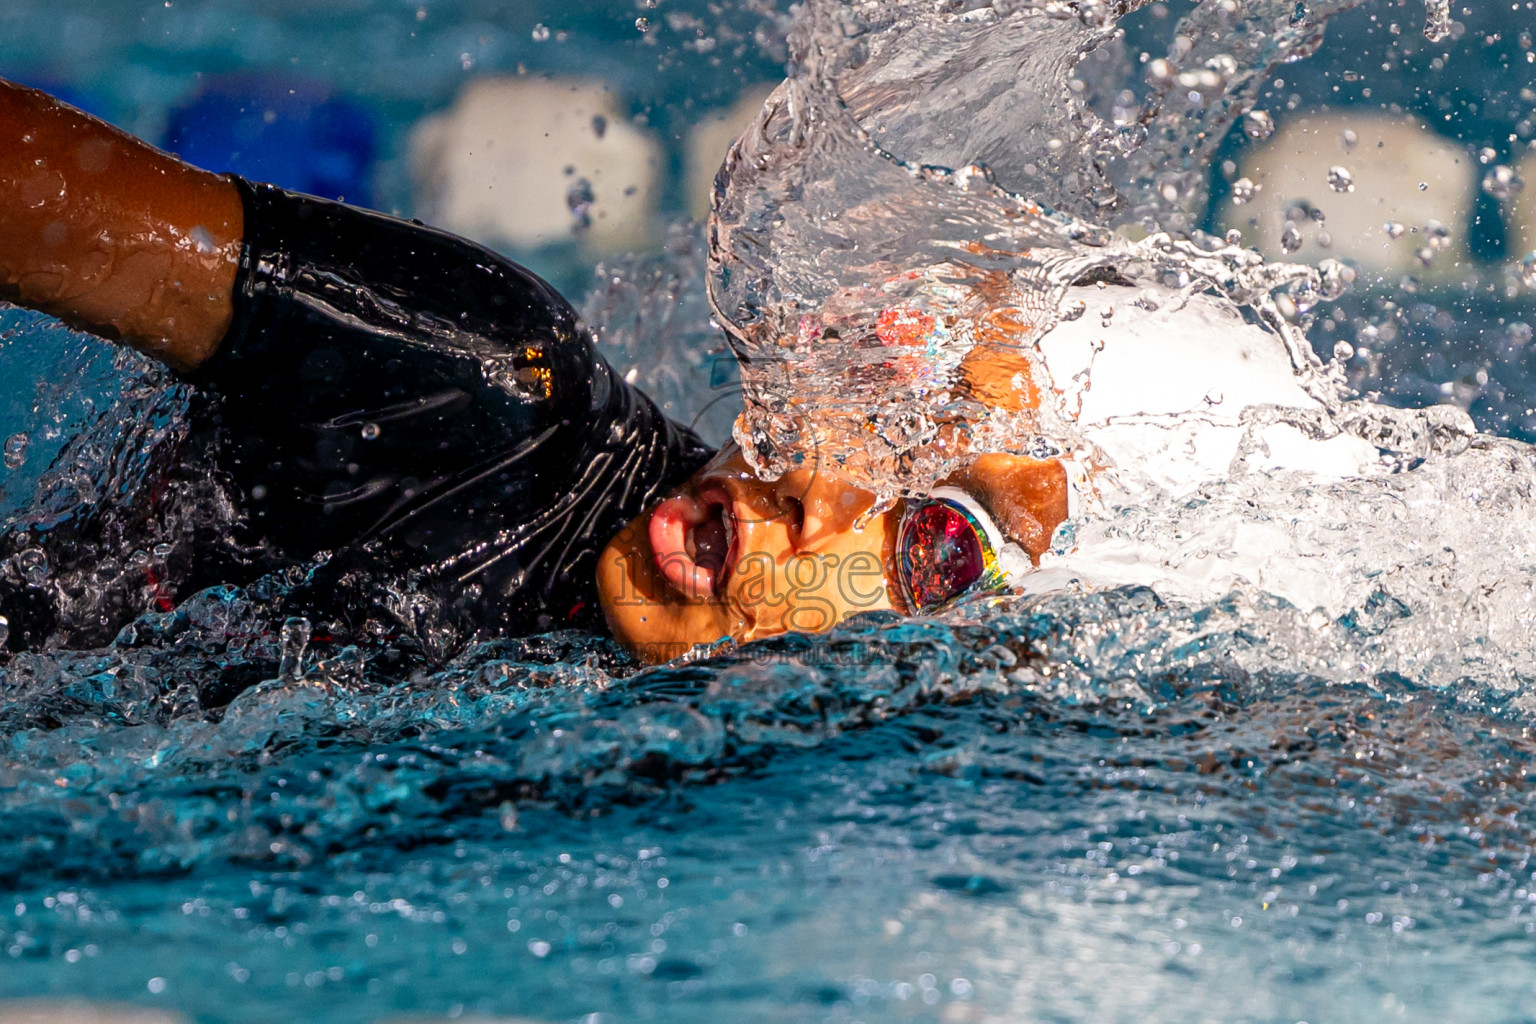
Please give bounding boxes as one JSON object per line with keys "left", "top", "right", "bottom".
{"left": 596, "top": 443, "right": 1068, "bottom": 664}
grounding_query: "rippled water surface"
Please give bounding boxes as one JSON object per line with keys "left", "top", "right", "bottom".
{"left": 4, "top": 0, "right": 1536, "bottom": 1021}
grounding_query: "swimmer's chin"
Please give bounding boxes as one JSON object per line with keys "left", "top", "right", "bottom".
{"left": 597, "top": 510, "right": 744, "bottom": 665}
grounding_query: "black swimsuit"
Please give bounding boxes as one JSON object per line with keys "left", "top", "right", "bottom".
{"left": 0, "top": 180, "right": 712, "bottom": 652}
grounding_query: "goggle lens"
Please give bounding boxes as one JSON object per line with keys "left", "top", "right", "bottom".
{"left": 899, "top": 501, "right": 987, "bottom": 612}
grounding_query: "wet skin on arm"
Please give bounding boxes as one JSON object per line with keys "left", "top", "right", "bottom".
{"left": 0, "top": 79, "right": 242, "bottom": 372}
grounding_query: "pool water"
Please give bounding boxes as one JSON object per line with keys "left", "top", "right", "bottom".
{"left": 5, "top": 1, "right": 1536, "bottom": 1022}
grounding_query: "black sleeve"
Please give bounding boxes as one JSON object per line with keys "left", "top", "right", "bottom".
{"left": 190, "top": 179, "right": 713, "bottom": 641}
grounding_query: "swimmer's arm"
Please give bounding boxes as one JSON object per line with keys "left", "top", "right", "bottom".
{"left": 0, "top": 78, "right": 242, "bottom": 373}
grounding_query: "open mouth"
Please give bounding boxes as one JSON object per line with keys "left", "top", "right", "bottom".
{"left": 647, "top": 487, "right": 736, "bottom": 600}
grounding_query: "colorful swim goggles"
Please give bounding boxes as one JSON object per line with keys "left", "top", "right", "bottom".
{"left": 896, "top": 486, "right": 1033, "bottom": 614}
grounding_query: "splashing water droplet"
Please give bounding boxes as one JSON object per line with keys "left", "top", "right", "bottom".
{"left": 1520, "top": 252, "right": 1536, "bottom": 290}
{"left": 14, "top": 548, "right": 48, "bottom": 586}
{"left": 1243, "top": 110, "right": 1275, "bottom": 139}
{"left": 279, "top": 616, "right": 312, "bottom": 683}
{"left": 953, "top": 164, "right": 996, "bottom": 192}
{"left": 1281, "top": 225, "right": 1303, "bottom": 253}
{"left": 566, "top": 177, "right": 595, "bottom": 234}
{"left": 1061, "top": 299, "right": 1087, "bottom": 322}
{"left": 1423, "top": 0, "right": 1451, "bottom": 41}
{"left": 1418, "top": 181, "right": 1429, "bottom": 192}
{"left": 1482, "top": 165, "right": 1524, "bottom": 201}
{"left": 531, "top": 23, "right": 551, "bottom": 42}
{"left": 3, "top": 432, "right": 29, "bottom": 470}
{"left": 1384, "top": 221, "right": 1407, "bottom": 239}
{"left": 1230, "top": 177, "right": 1258, "bottom": 204}
{"left": 1327, "top": 166, "right": 1355, "bottom": 193}
{"left": 1318, "top": 258, "right": 1356, "bottom": 299}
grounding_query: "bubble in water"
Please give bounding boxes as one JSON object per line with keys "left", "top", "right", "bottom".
{"left": 1479, "top": 147, "right": 1498, "bottom": 165}
{"left": 1340, "top": 129, "right": 1358, "bottom": 151}
{"left": 1384, "top": 221, "right": 1407, "bottom": 239}
{"left": 1509, "top": 321, "right": 1534, "bottom": 346}
{"left": 1280, "top": 224, "right": 1303, "bottom": 253}
{"left": 0, "top": 615, "right": 8, "bottom": 649}
{"left": 360, "top": 422, "right": 381, "bottom": 441}
{"left": 279, "top": 616, "right": 312, "bottom": 683}
{"left": 1415, "top": 247, "right": 1435, "bottom": 266}
{"left": 3, "top": 432, "right": 28, "bottom": 470}
{"left": 1243, "top": 110, "right": 1275, "bottom": 139}
{"left": 1225, "top": 228, "right": 1243, "bottom": 245}
{"left": 531, "top": 23, "right": 551, "bottom": 41}
{"left": 1230, "top": 177, "right": 1258, "bottom": 204}
{"left": 1426, "top": 220, "right": 1451, "bottom": 250}
{"left": 1333, "top": 339, "right": 1355, "bottom": 361}
{"left": 1482, "top": 165, "right": 1524, "bottom": 201}
{"left": 1327, "top": 166, "right": 1355, "bottom": 193}
{"left": 1418, "top": 181, "right": 1429, "bottom": 191}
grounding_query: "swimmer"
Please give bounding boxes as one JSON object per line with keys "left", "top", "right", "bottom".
{"left": 0, "top": 79, "right": 1067, "bottom": 662}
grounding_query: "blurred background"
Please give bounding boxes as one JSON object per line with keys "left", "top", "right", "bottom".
{"left": 0, "top": 0, "right": 789, "bottom": 289}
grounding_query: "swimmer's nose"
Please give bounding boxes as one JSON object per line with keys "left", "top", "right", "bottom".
{"left": 771, "top": 467, "right": 876, "bottom": 547}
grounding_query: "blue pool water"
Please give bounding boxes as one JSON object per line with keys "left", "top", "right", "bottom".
{"left": 5, "top": 1, "right": 1536, "bottom": 1022}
